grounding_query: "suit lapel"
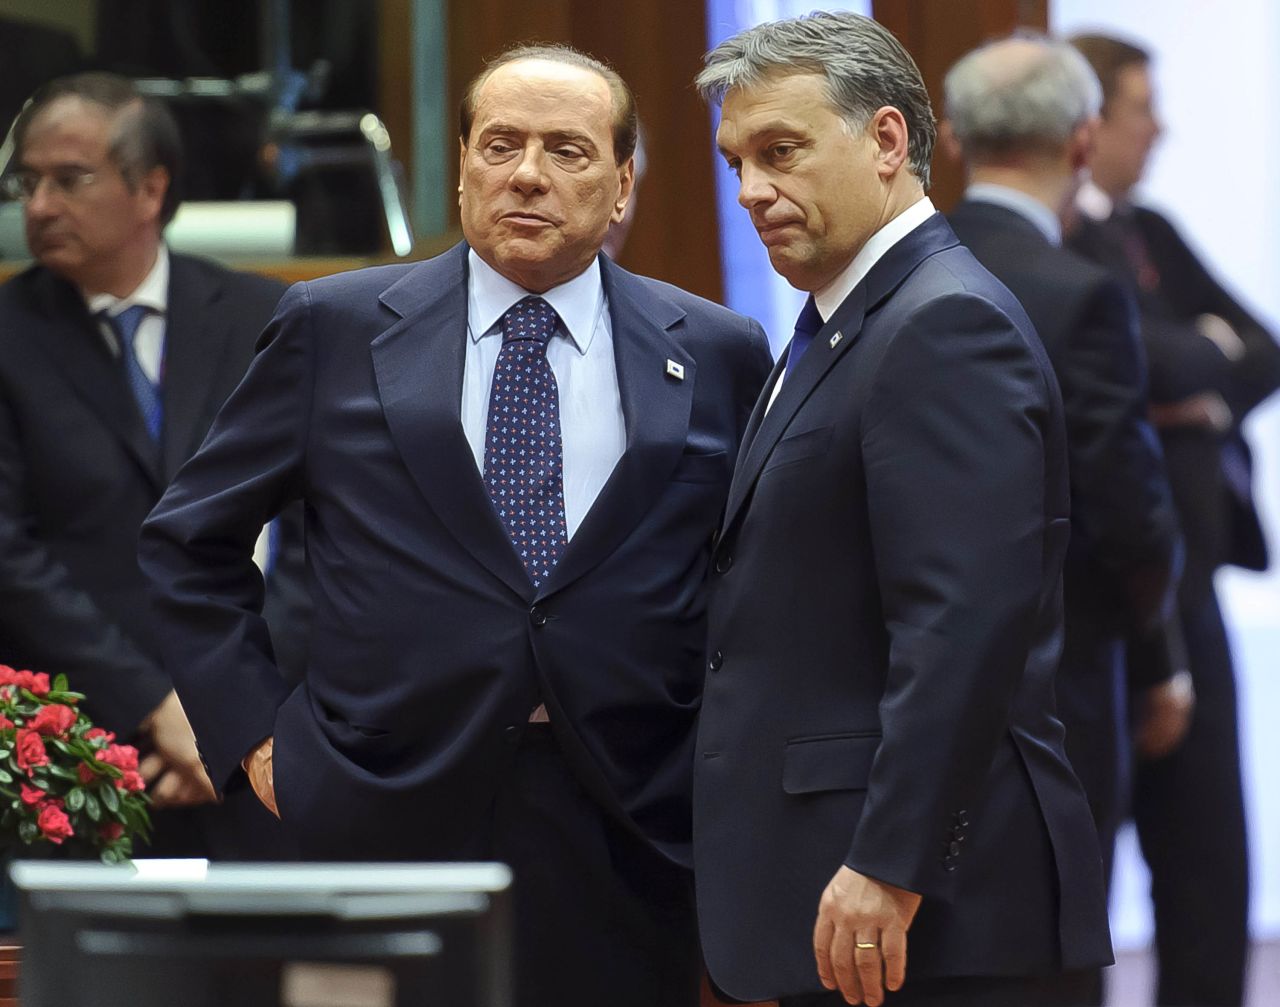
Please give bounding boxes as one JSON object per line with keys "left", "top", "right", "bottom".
{"left": 371, "top": 245, "right": 534, "bottom": 600}
{"left": 540, "top": 256, "right": 694, "bottom": 597}
{"left": 722, "top": 213, "right": 960, "bottom": 535}
{"left": 160, "top": 256, "right": 233, "bottom": 480}
{"left": 30, "top": 269, "right": 164, "bottom": 492}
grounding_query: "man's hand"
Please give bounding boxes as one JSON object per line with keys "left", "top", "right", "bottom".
{"left": 1149, "top": 392, "right": 1232, "bottom": 433}
{"left": 242, "top": 736, "right": 279, "bottom": 819}
{"left": 136, "top": 690, "right": 218, "bottom": 808}
{"left": 1135, "top": 670, "right": 1195, "bottom": 759}
{"left": 813, "top": 865, "right": 922, "bottom": 1006}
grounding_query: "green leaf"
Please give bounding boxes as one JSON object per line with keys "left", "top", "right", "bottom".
{"left": 83, "top": 791, "right": 102, "bottom": 822}
{"left": 99, "top": 847, "right": 122, "bottom": 865}
{"left": 0, "top": 769, "right": 12, "bottom": 784}
{"left": 53, "top": 674, "right": 68, "bottom": 694}
{"left": 99, "top": 783, "right": 120, "bottom": 813}
{"left": 65, "top": 788, "right": 86, "bottom": 812}
{"left": 46, "top": 763, "right": 78, "bottom": 781}
{"left": 18, "top": 819, "right": 38, "bottom": 844}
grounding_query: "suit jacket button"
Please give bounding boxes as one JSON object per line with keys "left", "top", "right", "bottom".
{"left": 714, "top": 553, "right": 734, "bottom": 574}
{"left": 948, "top": 840, "right": 961, "bottom": 858}
{"left": 708, "top": 650, "right": 724, "bottom": 672}
{"left": 956, "top": 810, "right": 970, "bottom": 827}
{"left": 504, "top": 725, "right": 520, "bottom": 744}
{"left": 530, "top": 606, "right": 547, "bottom": 627}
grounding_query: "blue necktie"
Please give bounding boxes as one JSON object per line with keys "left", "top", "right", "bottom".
{"left": 784, "top": 295, "right": 824, "bottom": 376}
{"left": 104, "top": 305, "right": 163, "bottom": 441}
{"left": 483, "top": 296, "right": 568, "bottom": 588}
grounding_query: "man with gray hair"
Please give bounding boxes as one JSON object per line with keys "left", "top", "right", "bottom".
{"left": 693, "top": 12, "right": 1111, "bottom": 1006}
{"left": 944, "top": 34, "right": 1187, "bottom": 1004}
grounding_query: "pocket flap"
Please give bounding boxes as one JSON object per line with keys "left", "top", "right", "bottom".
{"left": 782, "top": 732, "right": 881, "bottom": 795}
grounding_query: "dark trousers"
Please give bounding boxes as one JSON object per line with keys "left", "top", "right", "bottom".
{"left": 781, "top": 973, "right": 1078, "bottom": 1006}
{"left": 491, "top": 724, "right": 699, "bottom": 1007}
{"left": 1133, "top": 592, "right": 1249, "bottom": 1006}
{"left": 140, "top": 786, "right": 299, "bottom": 861}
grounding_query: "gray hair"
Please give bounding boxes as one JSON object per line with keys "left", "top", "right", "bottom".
{"left": 944, "top": 33, "right": 1102, "bottom": 158}
{"left": 696, "top": 10, "right": 936, "bottom": 189}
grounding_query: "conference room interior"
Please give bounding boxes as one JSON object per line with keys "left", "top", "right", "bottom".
{"left": 0, "top": 1, "right": 1276, "bottom": 1005}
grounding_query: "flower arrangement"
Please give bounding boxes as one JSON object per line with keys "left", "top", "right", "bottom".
{"left": 0, "top": 665, "right": 150, "bottom": 863}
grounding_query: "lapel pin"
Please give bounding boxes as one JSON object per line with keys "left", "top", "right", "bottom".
{"left": 829, "top": 331, "right": 844, "bottom": 349}
{"left": 666, "top": 359, "right": 685, "bottom": 380}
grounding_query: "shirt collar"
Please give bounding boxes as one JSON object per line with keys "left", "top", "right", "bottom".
{"left": 1075, "top": 179, "right": 1120, "bottom": 222}
{"left": 965, "top": 183, "right": 1062, "bottom": 246}
{"left": 84, "top": 244, "right": 169, "bottom": 319}
{"left": 467, "top": 249, "right": 604, "bottom": 354}
{"left": 814, "top": 196, "right": 936, "bottom": 321}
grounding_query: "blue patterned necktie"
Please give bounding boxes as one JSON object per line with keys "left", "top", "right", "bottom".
{"left": 483, "top": 296, "right": 568, "bottom": 588}
{"left": 103, "top": 305, "right": 163, "bottom": 441}
{"left": 784, "top": 295, "right": 824, "bottom": 376}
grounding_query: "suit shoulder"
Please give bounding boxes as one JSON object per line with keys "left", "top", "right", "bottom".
{"left": 292, "top": 260, "right": 422, "bottom": 303}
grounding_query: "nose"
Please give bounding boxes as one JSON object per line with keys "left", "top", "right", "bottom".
{"left": 510, "top": 146, "right": 550, "bottom": 194}
{"left": 736, "top": 162, "right": 775, "bottom": 211}
{"left": 24, "top": 177, "right": 60, "bottom": 220}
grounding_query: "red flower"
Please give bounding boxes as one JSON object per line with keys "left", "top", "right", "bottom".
{"left": 77, "top": 763, "right": 97, "bottom": 784}
{"left": 119, "top": 770, "right": 145, "bottom": 793}
{"left": 36, "top": 804, "right": 73, "bottom": 844}
{"left": 19, "top": 784, "right": 46, "bottom": 806}
{"left": 14, "top": 729, "right": 49, "bottom": 771}
{"left": 85, "top": 727, "right": 116, "bottom": 744}
{"left": 99, "top": 744, "right": 139, "bottom": 773}
{"left": 0, "top": 715, "right": 13, "bottom": 731}
{"left": 28, "top": 672, "right": 51, "bottom": 697}
{"left": 0, "top": 666, "right": 16, "bottom": 685}
{"left": 98, "top": 821, "right": 125, "bottom": 842}
{"left": 29, "top": 703, "right": 77, "bottom": 737}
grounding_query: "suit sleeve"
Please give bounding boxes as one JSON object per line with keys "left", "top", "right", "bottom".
{"left": 139, "top": 281, "right": 314, "bottom": 791}
{"left": 846, "top": 293, "right": 1056, "bottom": 899}
{"left": 1144, "top": 211, "right": 1280, "bottom": 418}
{"left": 1056, "top": 279, "right": 1181, "bottom": 631}
{"left": 0, "top": 389, "right": 171, "bottom": 734}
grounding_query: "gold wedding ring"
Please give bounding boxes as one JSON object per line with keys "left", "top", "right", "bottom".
{"left": 855, "top": 941, "right": 878, "bottom": 950}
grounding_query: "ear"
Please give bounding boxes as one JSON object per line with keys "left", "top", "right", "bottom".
{"left": 869, "top": 105, "right": 911, "bottom": 180}
{"left": 611, "top": 156, "right": 636, "bottom": 224}
{"left": 457, "top": 137, "right": 468, "bottom": 208}
{"left": 1067, "top": 117, "right": 1097, "bottom": 174}
{"left": 137, "top": 166, "right": 169, "bottom": 225}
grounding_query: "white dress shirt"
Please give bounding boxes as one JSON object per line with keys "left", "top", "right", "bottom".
{"left": 767, "top": 196, "right": 937, "bottom": 412}
{"left": 461, "top": 250, "right": 627, "bottom": 540}
{"left": 85, "top": 244, "right": 169, "bottom": 382}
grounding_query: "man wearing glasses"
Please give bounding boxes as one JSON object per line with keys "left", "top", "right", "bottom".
{"left": 0, "top": 73, "right": 306, "bottom": 858}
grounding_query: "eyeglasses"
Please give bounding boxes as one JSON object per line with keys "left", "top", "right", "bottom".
{"left": 0, "top": 168, "right": 103, "bottom": 202}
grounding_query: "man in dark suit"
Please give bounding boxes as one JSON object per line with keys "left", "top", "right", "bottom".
{"left": 942, "top": 39, "right": 1187, "bottom": 1004}
{"left": 0, "top": 73, "right": 305, "bottom": 856}
{"left": 1067, "top": 34, "right": 1280, "bottom": 1007}
{"left": 693, "top": 13, "right": 1111, "bottom": 1006}
{"left": 139, "top": 45, "right": 771, "bottom": 1007}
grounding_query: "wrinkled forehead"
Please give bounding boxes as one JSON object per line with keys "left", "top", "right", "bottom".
{"left": 715, "top": 72, "right": 840, "bottom": 149}
{"left": 470, "top": 59, "right": 615, "bottom": 136}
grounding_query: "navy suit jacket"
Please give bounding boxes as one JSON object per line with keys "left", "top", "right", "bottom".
{"left": 140, "top": 243, "right": 772, "bottom": 862}
{"left": 694, "top": 215, "right": 1112, "bottom": 1001}
{"left": 0, "top": 254, "right": 305, "bottom": 734}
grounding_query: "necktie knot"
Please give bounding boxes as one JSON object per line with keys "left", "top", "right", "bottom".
{"left": 500, "top": 296, "right": 560, "bottom": 346}
{"left": 104, "top": 304, "right": 151, "bottom": 350}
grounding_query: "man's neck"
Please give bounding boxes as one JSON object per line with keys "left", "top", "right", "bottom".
{"left": 74, "top": 239, "right": 161, "bottom": 300}
{"left": 968, "top": 165, "right": 1072, "bottom": 218}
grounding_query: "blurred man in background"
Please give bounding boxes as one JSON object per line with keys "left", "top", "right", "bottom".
{"left": 0, "top": 72, "right": 306, "bottom": 857}
{"left": 944, "top": 33, "right": 1187, "bottom": 1004}
{"left": 1068, "top": 33, "right": 1280, "bottom": 1007}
